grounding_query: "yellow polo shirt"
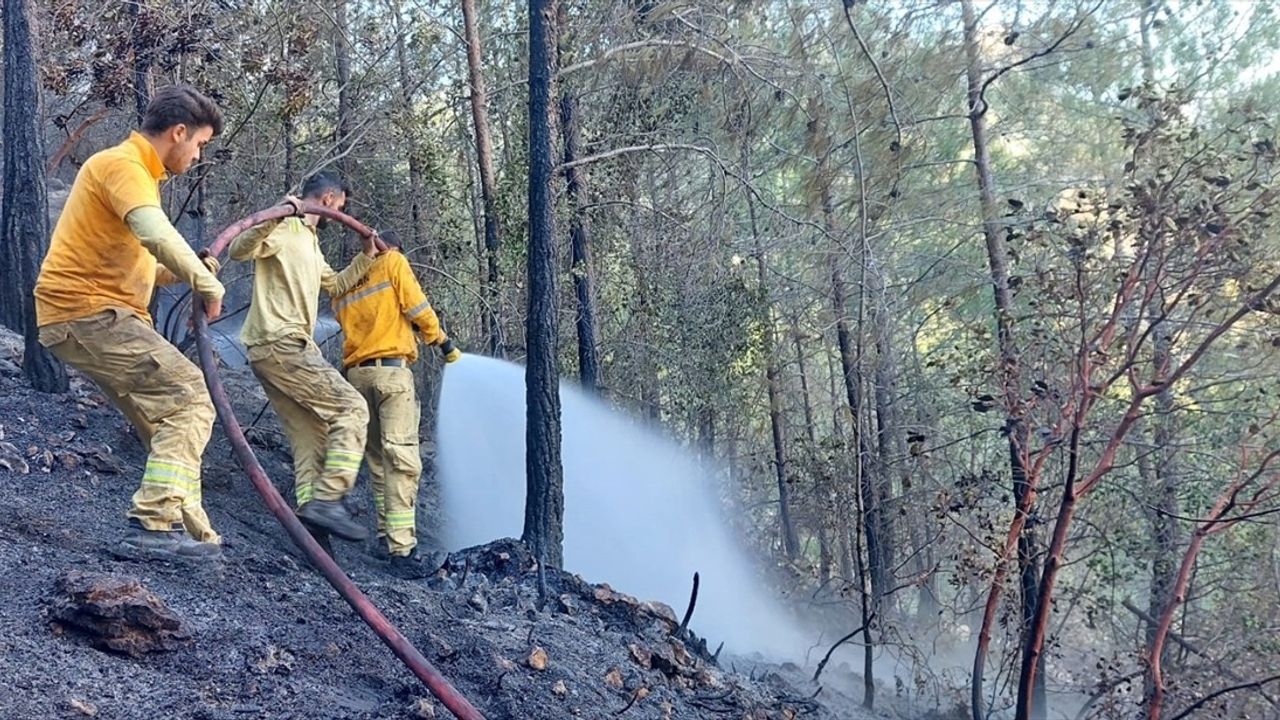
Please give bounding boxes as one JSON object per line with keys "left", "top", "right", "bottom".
{"left": 332, "top": 250, "right": 447, "bottom": 368}
{"left": 35, "top": 132, "right": 222, "bottom": 326}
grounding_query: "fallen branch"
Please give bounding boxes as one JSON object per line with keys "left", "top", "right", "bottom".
{"left": 615, "top": 687, "right": 647, "bottom": 715}
{"left": 812, "top": 613, "right": 876, "bottom": 683}
{"left": 1167, "top": 674, "right": 1280, "bottom": 720}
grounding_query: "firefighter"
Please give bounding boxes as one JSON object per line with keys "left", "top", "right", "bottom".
{"left": 229, "top": 173, "right": 377, "bottom": 543}
{"left": 34, "top": 85, "right": 227, "bottom": 561}
{"left": 332, "top": 231, "right": 461, "bottom": 578}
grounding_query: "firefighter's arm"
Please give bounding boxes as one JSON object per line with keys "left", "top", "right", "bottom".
{"left": 228, "top": 218, "right": 287, "bottom": 261}
{"left": 156, "top": 255, "right": 219, "bottom": 286}
{"left": 392, "top": 255, "right": 459, "bottom": 361}
{"left": 126, "top": 206, "right": 224, "bottom": 302}
{"left": 391, "top": 254, "right": 447, "bottom": 346}
{"left": 320, "top": 252, "right": 375, "bottom": 297}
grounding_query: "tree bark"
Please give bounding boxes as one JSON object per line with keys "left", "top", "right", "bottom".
{"left": 870, "top": 267, "right": 901, "bottom": 615}
{"left": 521, "top": 0, "right": 565, "bottom": 570}
{"left": 334, "top": 0, "right": 353, "bottom": 177}
{"left": 809, "top": 96, "right": 877, "bottom": 708}
{"left": 556, "top": 2, "right": 601, "bottom": 393}
{"left": 794, "top": 328, "right": 818, "bottom": 445}
{"left": 392, "top": 0, "right": 430, "bottom": 253}
{"left": 961, "top": 1, "right": 1044, "bottom": 716}
{"left": 1134, "top": 4, "right": 1182, "bottom": 695}
{"left": 129, "top": 0, "right": 152, "bottom": 123}
{"left": 282, "top": 115, "right": 296, "bottom": 189}
{"left": 2, "top": 0, "right": 68, "bottom": 392}
{"left": 461, "top": 0, "right": 503, "bottom": 356}
{"left": 742, "top": 142, "right": 799, "bottom": 562}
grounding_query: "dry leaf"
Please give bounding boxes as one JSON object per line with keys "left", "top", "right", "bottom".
{"left": 412, "top": 698, "right": 436, "bottom": 719}
{"left": 628, "top": 643, "right": 652, "bottom": 669}
{"left": 528, "top": 646, "right": 549, "bottom": 671}
{"left": 604, "top": 667, "right": 624, "bottom": 689}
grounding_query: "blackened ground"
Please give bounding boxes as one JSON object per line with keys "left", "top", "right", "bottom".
{"left": 0, "top": 328, "right": 885, "bottom": 720}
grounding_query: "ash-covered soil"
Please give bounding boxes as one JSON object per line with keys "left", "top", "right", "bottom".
{"left": 0, "top": 328, "right": 883, "bottom": 720}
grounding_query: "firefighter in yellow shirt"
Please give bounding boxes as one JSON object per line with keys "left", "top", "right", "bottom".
{"left": 332, "top": 231, "right": 461, "bottom": 578}
{"left": 229, "top": 173, "right": 377, "bottom": 544}
{"left": 34, "top": 85, "right": 227, "bottom": 561}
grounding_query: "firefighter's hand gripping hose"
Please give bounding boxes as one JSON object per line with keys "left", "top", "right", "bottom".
{"left": 192, "top": 202, "right": 486, "bottom": 720}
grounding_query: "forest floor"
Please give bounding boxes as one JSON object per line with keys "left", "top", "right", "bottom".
{"left": 0, "top": 326, "right": 925, "bottom": 720}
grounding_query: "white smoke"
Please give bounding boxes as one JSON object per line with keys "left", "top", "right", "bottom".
{"left": 436, "top": 355, "right": 806, "bottom": 657}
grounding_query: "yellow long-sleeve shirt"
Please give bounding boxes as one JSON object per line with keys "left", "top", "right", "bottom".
{"left": 332, "top": 250, "right": 447, "bottom": 368}
{"left": 230, "top": 215, "right": 373, "bottom": 347}
{"left": 35, "top": 132, "right": 223, "bottom": 326}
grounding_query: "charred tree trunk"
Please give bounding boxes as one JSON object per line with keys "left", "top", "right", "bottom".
{"left": 462, "top": 0, "right": 503, "bottom": 357}
{"left": 521, "top": 0, "right": 564, "bottom": 570}
{"left": 334, "top": 0, "right": 353, "bottom": 177}
{"left": 794, "top": 328, "right": 818, "bottom": 445}
{"left": 961, "top": 1, "right": 1044, "bottom": 716}
{"left": 2, "top": 0, "right": 68, "bottom": 392}
{"left": 628, "top": 173, "right": 661, "bottom": 422}
{"left": 392, "top": 0, "right": 430, "bottom": 253}
{"left": 556, "top": 3, "right": 601, "bottom": 393}
{"left": 283, "top": 115, "right": 296, "bottom": 189}
{"left": 810, "top": 102, "right": 877, "bottom": 707}
{"left": 869, "top": 267, "right": 902, "bottom": 615}
{"left": 129, "top": 1, "right": 152, "bottom": 123}
{"left": 1143, "top": 306, "right": 1183, "bottom": 702}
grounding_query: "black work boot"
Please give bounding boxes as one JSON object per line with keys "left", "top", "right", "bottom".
{"left": 299, "top": 517, "right": 334, "bottom": 557}
{"left": 369, "top": 536, "right": 391, "bottom": 561}
{"left": 117, "top": 523, "right": 222, "bottom": 562}
{"left": 296, "top": 499, "right": 368, "bottom": 541}
{"left": 386, "top": 548, "right": 444, "bottom": 580}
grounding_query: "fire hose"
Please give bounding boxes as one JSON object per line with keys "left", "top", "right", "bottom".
{"left": 191, "top": 202, "right": 486, "bottom": 720}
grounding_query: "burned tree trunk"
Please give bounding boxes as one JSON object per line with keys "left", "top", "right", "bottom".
{"left": 809, "top": 103, "right": 878, "bottom": 709}
{"left": 556, "top": 2, "right": 601, "bottom": 393}
{"left": 392, "top": 0, "right": 430, "bottom": 252}
{"left": 2, "top": 0, "right": 68, "bottom": 393}
{"left": 334, "top": 0, "right": 354, "bottom": 177}
{"left": 462, "top": 0, "right": 503, "bottom": 356}
{"left": 129, "top": 1, "right": 152, "bottom": 123}
{"left": 521, "top": 0, "right": 565, "bottom": 570}
{"left": 961, "top": 0, "right": 1044, "bottom": 716}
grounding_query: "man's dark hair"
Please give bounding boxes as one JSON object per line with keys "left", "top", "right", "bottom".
{"left": 379, "top": 230, "right": 401, "bottom": 248}
{"left": 300, "top": 172, "right": 351, "bottom": 200}
{"left": 141, "top": 85, "right": 224, "bottom": 136}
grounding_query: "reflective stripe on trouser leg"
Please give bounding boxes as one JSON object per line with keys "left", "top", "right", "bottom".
{"left": 251, "top": 344, "right": 339, "bottom": 509}
{"left": 133, "top": 458, "right": 199, "bottom": 529}
{"left": 39, "top": 311, "right": 218, "bottom": 538}
{"left": 248, "top": 338, "right": 368, "bottom": 504}
{"left": 133, "top": 458, "right": 220, "bottom": 542}
{"left": 295, "top": 481, "right": 315, "bottom": 507}
{"left": 345, "top": 365, "right": 421, "bottom": 555}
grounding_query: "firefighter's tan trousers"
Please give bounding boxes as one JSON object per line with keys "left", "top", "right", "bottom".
{"left": 345, "top": 365, "right": 422, "bottom": 556}
{"left": 248, "top": 337, "right": 367, "bottom": 507}
{"left": 37, "top": 308, "right": 220, "bottom": 542}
